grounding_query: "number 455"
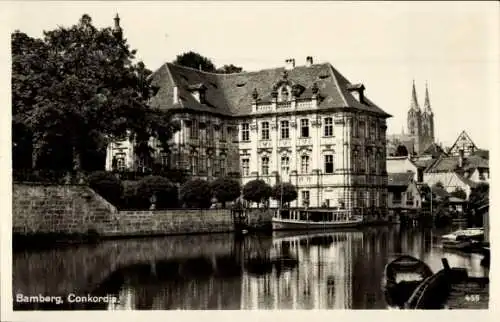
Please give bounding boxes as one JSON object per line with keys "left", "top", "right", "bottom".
{"left": 465, "top": 294, "right": 480, "bottom": 302}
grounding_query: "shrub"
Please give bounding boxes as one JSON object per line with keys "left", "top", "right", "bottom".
{"left": 271, "top": 182, "right": 298, "bottom": 207}
{"left": 209, "top": 177, "right": 241, "bottom": 208}
{"left": 180, "top": 179, "right": 212, "bottom": 208}
{"left": 87, "top": 171, "right": 123, "bottom": 206}
{"left": 243, "top": 179, "right": 272, "bottom": 207}
{"left": 450, "top": 187, "right": 467, "bottom": 200}
{"left": 135, "top": 176, "right": 178, "bottom": 209}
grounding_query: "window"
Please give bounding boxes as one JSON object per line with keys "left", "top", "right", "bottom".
{"left": 160, "top": 153, "right": 168, "bottom": 167}
{"left": 241, "top": 123, "right": 250, "bottom": 141}
{"left": 220, "top": 125, "right": 226, "bottom": 141}
{"left": 324, "top": 154, "right": 334, "bottom": 174}
{"left": 301, "top": 155, "right": 309, "bottom": 173}
{"left": 353, "top": 150, "right": 359, "bottom": 172}
{"left": 281, "top": 120, "right": 289, "bottom": 139}
{"left": 300, "top": 119, "right": 309, "bottom": 137}
{"left": 116, "top": 156, "right": 125, "bottom": 171}
{"left": 324, "top": 117, "right": 333, "bottom": 137}
{"left": 369, "top": 122, "right": 376, "bottom": 139}
{"left": 261, "top": 156, "right": 269, "bottom": 175}
{"left": 241, "top": 158, "right": 250, "bottom": 176}
{"left": 393, "top": 192, "right": 402, "bottom": 204}
{"left": 261, "top": 122, "right": 270, "bottom": 140}
{"left": 191, "top": 153, "right": 198, "bottom": 174}
{"left": 207, "top": 125, "right": 214, "bottom": 142}
{"left": 207, "top": 156, "right": 214, "bottom": 176}
{"left": 190, "top": 120, "right": 199, "bottom": 139}
{"left": 281, "top": 155, "right": 290, "bottom": 175}
{"left": 301, "top": 190, "right": 310, "bottom": 207}
{"left": 219, "top": 155, "right": 226, "bottom": 176}
{"left": 406, "top": 191, "right": 413, "bottom": 205}
{"left": 358, "top": 121, "right": 365, "bottom": 138}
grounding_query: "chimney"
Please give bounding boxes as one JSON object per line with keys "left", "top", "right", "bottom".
{"left": 306, "top": 56, "right": 313, "bottom": 67}
{"left": 285, "top": 58, "right": 295, "bottom": 70}
{"left": 173, "top": 86, "right": 179, "bottom": 104}
{"left": 458, "top": 149, "right": 464, "bottom": 168}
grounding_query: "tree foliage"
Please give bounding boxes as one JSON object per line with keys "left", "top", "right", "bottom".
{"left": 180, "top": 179, "right": 212, "bottom": 208}
{"left": 395, "top": 145, "right": 409, "bottom": 157}
{"left": 271, "top": 182, "right": 298, "bottom": 207}
{"left": 87, "top": 171, "right": 123, "bottom": 206}
{"left": 135, "top": 175, "right": 178, "bottom": 209}
{"left": 243, "top": 179, "right": 272, "bottom": 207}
{"left": 12, "top": 14, "right": 179, "bottom": 172}
{"left": 173, "top": 51, "right": 243, "bottom": 74}
{"left": 209, "top": 177, "right": 241, "bottom": 208}
{"left": 450, "top": 187, "right": 467, "bottom": 200}
{"left": 469, "top": 182, "right": 489, "bottom": 210}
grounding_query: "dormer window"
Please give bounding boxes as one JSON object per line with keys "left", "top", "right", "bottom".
{"left": 347, "top": 83, "right": 365, "bottom": 104}
{"left": 278, "top": 85, "right": 292, "bottom": 102}
{"left": 187, "top": 83, "right": 207, "bottom": 104}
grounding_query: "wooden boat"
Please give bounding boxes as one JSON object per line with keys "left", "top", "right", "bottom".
{"left": 384, "top": 255, "right": 433, "bottom": 308}
{"left": 405, "top": 258, "right": 489, "bottom": 309}
{"left": 272, "top": 208, "right": 363, "bottom": 230}
{"left": 441, "top": 228, "right": 484, "bottom": 251}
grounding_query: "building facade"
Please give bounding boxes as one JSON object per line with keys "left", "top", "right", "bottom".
{"left": 106, "top": 53, "right": 392, "bottom": 212}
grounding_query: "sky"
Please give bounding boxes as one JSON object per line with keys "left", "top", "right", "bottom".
{"left": 2, "top": 1, "right": 499, "bottom": 149}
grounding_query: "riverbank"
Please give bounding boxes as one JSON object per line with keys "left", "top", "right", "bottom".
{"left": 12, "top": 183, "right": 273, "bottom": 246}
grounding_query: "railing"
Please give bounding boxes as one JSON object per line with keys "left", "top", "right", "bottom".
{"left": 276, "top": 102, "right": 291, "bottom": 109}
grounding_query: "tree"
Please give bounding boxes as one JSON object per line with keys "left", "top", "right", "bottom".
{"left": 271, "top": 182, "right": 298, "bottom": 207}
{"left": 216, "top": 64, "right": 243, "bottom": 74}
{"left": 243, "top": 179, "right": 272, "bottom": 208}
{"left": 173, "top": 51, "right": 217, "bottom": 72}
{"left": 180, "top": 179, "right": 212, "bottom": 208}
{"left": 450, "top": 187, "right": 467, "bottom": 200}
{"left": 469, "top": 182, "right": 489, "bottom": 210}
{"left": 209, "top": 177, "right": 241, "bottom": 208}
{"left": 395, "top": 145, "right": 409, "bottom": 157}
{"left": 87, "top": 171, "right": 123, "bottom": 206}
{"left": 136, "top": 176, "right": 178, "bottom": 209}
{"left": 173, "top": 51, "right": 243, "bottom": 74}
{"left": 12, "top": 15, "right": 179, "bottom": 173}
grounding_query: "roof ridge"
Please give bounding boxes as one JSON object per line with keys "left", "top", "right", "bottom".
{"left": 165, "top": 63, "right": 185, "bottom": 109}
{"left": 327, "top": 64, "right": 349, "bottom": 107}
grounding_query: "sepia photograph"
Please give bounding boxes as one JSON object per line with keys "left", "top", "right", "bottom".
{"left": 1, "top": 1, "right": 498, "bottom": 318}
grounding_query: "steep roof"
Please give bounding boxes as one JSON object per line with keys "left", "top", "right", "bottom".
{"left": 425, "top": 154, "right": 489, "bottom": 173}
{"left": 148, "top": 62, "right": 392, "bottom": 118}
{"left": 388, "top": 172, "right": 414, "bottom": 186}
{"left": 420, "top": 142, "right": 445, "bottom": 158}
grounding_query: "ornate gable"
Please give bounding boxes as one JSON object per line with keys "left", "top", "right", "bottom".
{"left": 448, "top": 130, "right": 478, "bottom": 157}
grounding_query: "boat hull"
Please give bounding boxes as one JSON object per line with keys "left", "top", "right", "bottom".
{"left": 272, "top": 218, "right": 362, "bottom": 230}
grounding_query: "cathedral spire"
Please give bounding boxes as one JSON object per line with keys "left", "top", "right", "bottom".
{"left": 423, "top": 81, "right": 432, "bottom": 114}
{"left": 410, "top": 79, "right": 420, "bottom": 111}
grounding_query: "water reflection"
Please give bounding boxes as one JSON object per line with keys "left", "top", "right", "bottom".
{"left": 13, "top": 225, "right": 489, "bottom": 310}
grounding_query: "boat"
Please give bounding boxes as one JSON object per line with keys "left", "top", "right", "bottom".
{"left": 441, "top": 228, "right": 484, "bottom": 250}
{"left": 383, "top": 255, "right": 433, "bottom": 308}
{"left": 272, "top": 208, "right": 363, "bottom": 230}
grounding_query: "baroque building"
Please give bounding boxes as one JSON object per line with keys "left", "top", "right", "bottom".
{"left": 106, "top": 55, "right": 392, "bottom": 211}
{"left": 387, "top": 81, "right": 435, "bottom": 156}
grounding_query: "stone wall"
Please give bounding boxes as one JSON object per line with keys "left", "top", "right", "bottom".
{"left": 12, "top": 184, "right": 272, "bottom": 237}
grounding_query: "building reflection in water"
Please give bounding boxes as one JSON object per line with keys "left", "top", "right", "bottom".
{"left": 241, "top": 231, "right": 363, "bottom": 309}
{"left": 13, "top": 226, "right": 488, "bottom": 310}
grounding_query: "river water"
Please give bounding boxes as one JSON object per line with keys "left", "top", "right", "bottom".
{"left": 13, "top": 225, "right": 488, "bottom": 310}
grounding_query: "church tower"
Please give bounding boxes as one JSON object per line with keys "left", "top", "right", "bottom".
{"left": 421, "top": 82, "right": 434, "bottom": 143}
{"left": 407, "top": 81, "right": 422, "bottom": 149}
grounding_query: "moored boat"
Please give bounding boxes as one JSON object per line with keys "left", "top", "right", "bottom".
{"left": 272, "top": 208, "right": 363, "bottom": 230}
{"left": 441, "top": 228, "right": 484, "bottom": 251}
{"left": 384, "top": 255, "right": 433, "bottom": 308}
